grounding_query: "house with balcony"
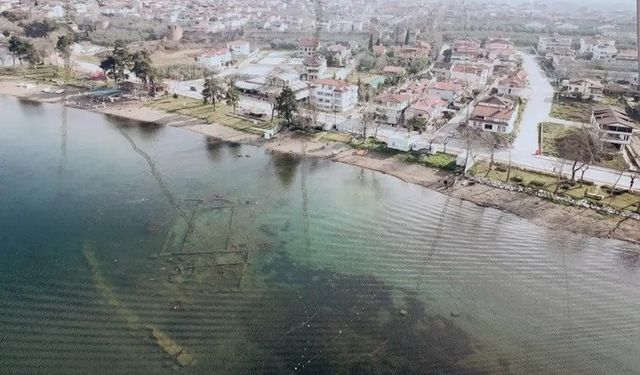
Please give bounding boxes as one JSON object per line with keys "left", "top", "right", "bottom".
{"left": 303, "top": 55, "right": 327, "bottom": 81}
{"left": 373, "top": 93, "right": 412, "bottom": 125}
{"left": 309, "top": 79, "right": 358, "bottom": 113}
{"left": 591, "top": 106, "right": 638, "bottom": 152}
{"left": 467, "top": 95, "right": 518, "bottom": 134}
{"left": 560, "top": 78, "right": 604, "bottom": 101}
{"left": 298, "top": 37, "right": 320, "bottom": 57}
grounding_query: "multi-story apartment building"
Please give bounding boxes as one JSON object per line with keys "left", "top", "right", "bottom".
{"left": 309, "top": 79, "right": 358, "bottom": 113}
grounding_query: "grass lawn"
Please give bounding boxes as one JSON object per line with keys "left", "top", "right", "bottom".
{"left": 539, "top": 122, "right": 571, "bottom": 156}
{"left": 314, "top": 131, "right": 353, "bottom": 143}
{"left": 423, "top": 152, "right": 458, "bottom": 171}
{"left": 473, "top": 162, "right": 640, "bottom": 210}
{"left": 147, "top": 96, "right": 274, "bottom": 134}
{"left": 550, "top": 97, "right": 594, "bottom": 123}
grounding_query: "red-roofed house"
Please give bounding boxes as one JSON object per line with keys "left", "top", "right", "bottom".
{"left": 496, "top": 70, "right": 527, "bottom": 97}
{"left": 198, "top": 48, "right": 232, "bottom": 68}
{"left": 405, "top": 95, "right": 448, "bottom": 124}
{"left": 374, "top": 93, "right": 412, "bottom": 124}
{"left": 467, "top": 95, "right": 518, "bottom": 133}
{"left": 429, "top": 80, "right": 465, "bottom": 101}
{"left": 298, "top": 38, "right": 320, "bottom": 57}
{"left": 309, "top": 79, "right": 358, "bottom": 112}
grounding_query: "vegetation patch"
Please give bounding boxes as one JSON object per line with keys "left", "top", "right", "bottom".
{"left": 550, "top": 97, "right": 593, "bottom": 123}
{"left": 473, "top": 162, "right": 640, "bottom": 210}
{"left": 423, "top": 152, "right": 458, "bottom": 171}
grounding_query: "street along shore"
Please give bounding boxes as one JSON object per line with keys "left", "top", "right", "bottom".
{"left": 1, "top": 84, "right": 639, "bottom": 246}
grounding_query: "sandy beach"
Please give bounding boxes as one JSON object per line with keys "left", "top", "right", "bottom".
{"left": 1, "top": 78, "right": 639, "bottom": 245}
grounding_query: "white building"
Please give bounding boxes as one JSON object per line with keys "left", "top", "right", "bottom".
{"left": 467, "top": 95, "right": 518, "bottom": 134}
{"left": 374, "top": 93, "right": 412, "bottom": 125}
{"left": 579, "top": 36, "right": 615, "bottom": 54}
{"left": 226, "top": 40, "right": 251, "bottom": 57}
{"left": 198, "top": 48, "right": 232, "bottom": 69}
{"left": 537, "top": 34, "right": 572, "bottom": 54}
{"left": 309, "top": 79, "right": 358, "bottom": 113}
{"left": 592, "top": 44, "right": 618, "bottom": 61}
{"left": 591, "top": 106, "right": 637, "bottom": 152}
{"left": 560, "top": 78, "right": 604, "bottom": 102}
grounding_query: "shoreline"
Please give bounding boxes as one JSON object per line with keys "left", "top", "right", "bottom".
{"left": 2, "top": 83, "right": 639, "bottom": 246}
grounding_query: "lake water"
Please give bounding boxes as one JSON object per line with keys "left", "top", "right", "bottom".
{"left": 2, "top": 95, "right": 640, "bottom": 374}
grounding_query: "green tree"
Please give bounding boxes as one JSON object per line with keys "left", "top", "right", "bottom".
{"left": 202, "top": 77, "right": 224, "bottom": 110}
{"left": 404, "top": 30, "right": 410, "bottom": 46}
{"left": 406, "top": 116, "right": 427, "bottom": 135}
{"left": 368, "top": 33, "right": 373, "bottom": 52}
{"left": 56, "top": 34, "right": 74, "bottom": 70}
{"left": 8, "top": 36, "right": 32, "bottom": 65}
{"left": 442, "top": 48, "right": 452, "bottom": 63}
{"left": 225, "top": 83, "right": 239, "bottom": 113}
{"left": 275, "top": 86, "right": 298, "bottom": 126}
{"left": 131, "top": 50, "right": 153, "bottom": 89}
{"left": 2, "top": 30, "right": 10, "bottom": 38}
{"left": 24, "top": 19, "right": 56, "bottom": 38}
{"left": 111, "top": 40, "right": 132, "bottom": 82}
{"left": 99, "top": 40, "right": 132, "bottom": 83}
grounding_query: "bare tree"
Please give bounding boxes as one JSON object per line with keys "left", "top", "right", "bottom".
{"left": 555, "top": 128, "right": 602, "bottom": 182}
{"left": 479, "top": 132, "right": 500, "bottom": 177}
{"left": 361, "top": 108, "right": 376, "bottom": 139}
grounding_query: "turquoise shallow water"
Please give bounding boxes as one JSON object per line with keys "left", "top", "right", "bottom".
{"left": 1, "top": 95, "right": 640, "bottom": 374}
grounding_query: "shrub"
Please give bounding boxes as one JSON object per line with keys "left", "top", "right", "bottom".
{"left": 529, "top": 180, "right": 545, "bottom": 188}
{"left": 172, "top": 93, "right": 179, "bottom": 99}
{"left": 510, "top": 176, "right": 523, "bottom": 184}
{"left": 495, "top": 166, "right": 507, "bottom": 172}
